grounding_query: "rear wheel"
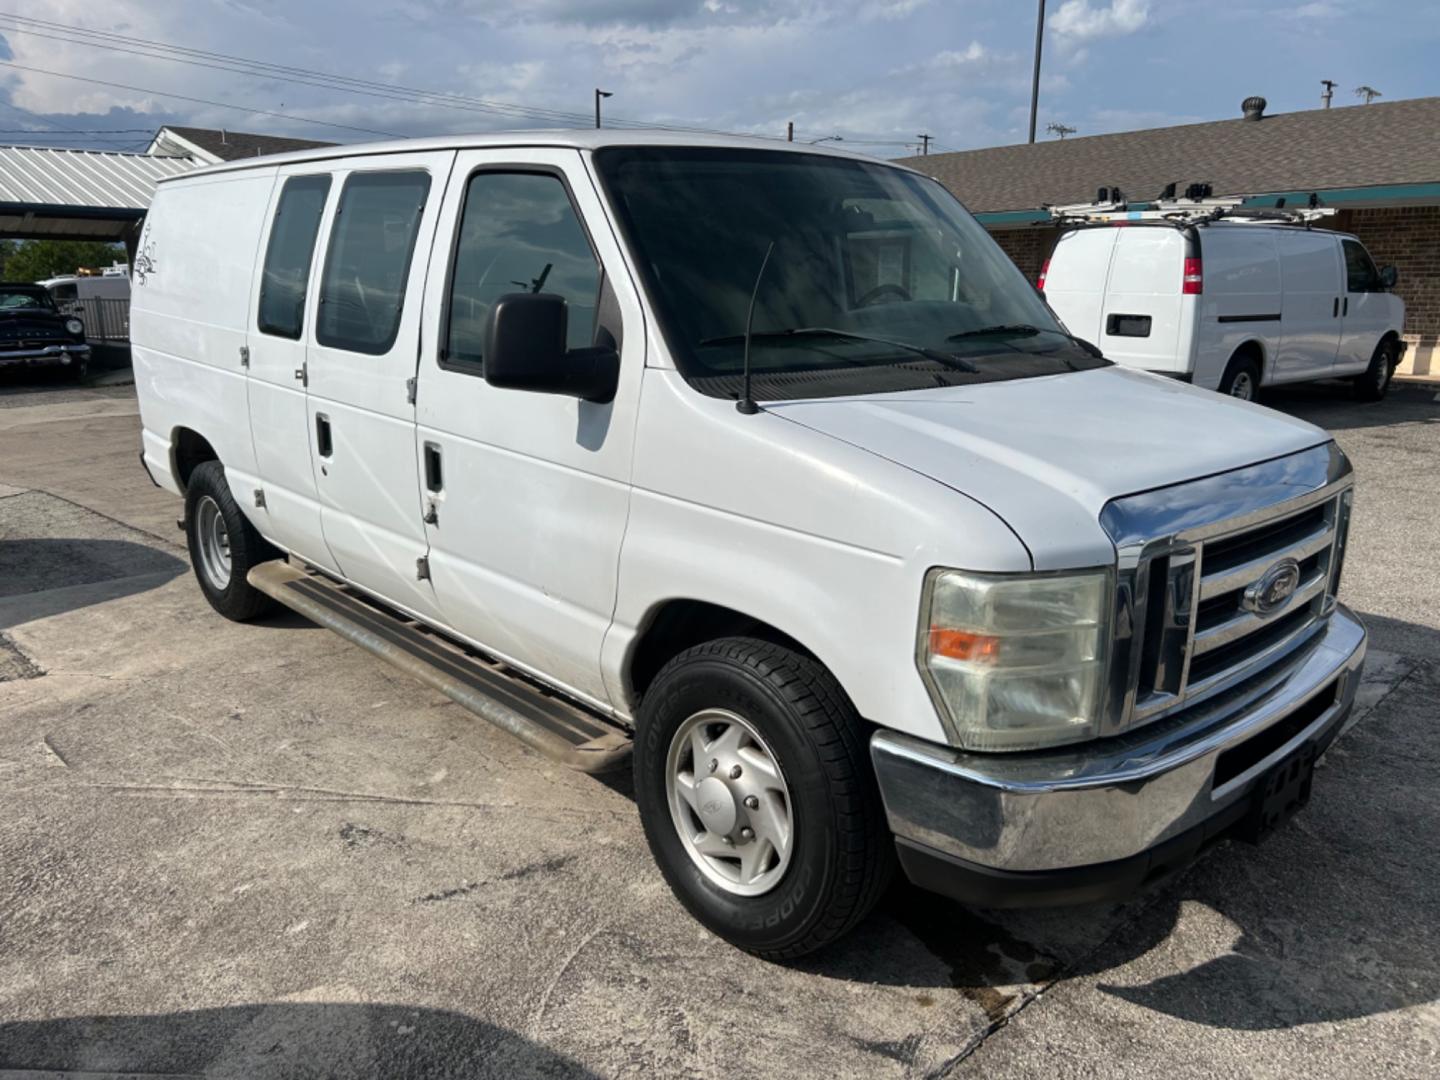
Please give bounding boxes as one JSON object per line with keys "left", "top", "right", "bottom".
{"left": 1218, "top": 351, "right": 1262, "bottom": 401}
{"left": 1353, "top": 338, "right": 1397, "bottom": 402}
{"left": 184, "top": 460, "right": 280, "bottom": 621}
{"left": 633, "top": 637, "right": 894, "bottom": 959}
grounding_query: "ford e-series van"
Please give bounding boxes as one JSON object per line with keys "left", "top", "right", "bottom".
{"left": 1041, "top": 215, "right": 1405, "bottom": 401}
{"left": 132, "top": 133, "right": 1365, "bottom": 957}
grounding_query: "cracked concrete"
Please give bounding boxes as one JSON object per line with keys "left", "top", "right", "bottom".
{"left": 0, "top": 379, "right": 1436, "bottom": 1078}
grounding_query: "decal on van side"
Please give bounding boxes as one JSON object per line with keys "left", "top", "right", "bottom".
{"left": 133, "top": 222, "right": 158, "bottom": 287}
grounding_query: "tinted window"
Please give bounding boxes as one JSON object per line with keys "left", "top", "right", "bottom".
{"left": 317, "top": 171, "right": 430, "bottom": 355}
{"left": 1342, "top": 239, "right": 1379, "bottom": 293}
{"left": 258, "top": 174, "right": 331, "bottom": 338}
{"left": 445, "top": 171, "right": 600, "bottom": 372}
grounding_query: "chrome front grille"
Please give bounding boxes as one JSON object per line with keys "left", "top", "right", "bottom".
{"left": 1100, "top": 443, "right": 1353, "bottom": 736}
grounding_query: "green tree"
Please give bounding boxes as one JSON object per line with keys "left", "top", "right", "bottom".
{"left": 4, "top": 240, "right": 126, "bottom": 283}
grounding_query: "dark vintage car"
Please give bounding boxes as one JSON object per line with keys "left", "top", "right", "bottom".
{"left": 0, "top": 283, "right": 90, "bottom": 379}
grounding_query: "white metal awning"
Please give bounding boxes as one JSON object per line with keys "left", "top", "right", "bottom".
{"left": 0, "top": 145, "right": 201, "bottom": 241}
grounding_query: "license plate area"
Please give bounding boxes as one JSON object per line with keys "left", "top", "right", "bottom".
{"left": 1237, "top": 743, "right": 1316, "bottom": 843}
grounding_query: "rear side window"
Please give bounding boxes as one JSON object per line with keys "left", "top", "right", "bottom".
{"left": 258, "top": 174, "right": 331, "bottom": 339}
{"left": 317, "top": 170, "right": 431, "bottom": 355}
{"left": 1341, "top": 239, "right": 1379, "bottom": 293}
{"left": 444, "top": 171, "right": 600, "bottom": 373}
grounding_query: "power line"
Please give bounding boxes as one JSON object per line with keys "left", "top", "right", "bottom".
{"left": 0, "top": 12, "right": 782, "bottom": 140}
{"left": 0, "top": 13, "right": 952, "bottom": 152}
{"left": 0, "top": 61, "right": 403, "bottom": 139}
{"left": 0, "top": 15, "right": 595, "bottom": 128}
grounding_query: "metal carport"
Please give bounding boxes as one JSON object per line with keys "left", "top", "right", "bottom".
{"left": 0, "top": 145, "right": 199, "bottom": 265}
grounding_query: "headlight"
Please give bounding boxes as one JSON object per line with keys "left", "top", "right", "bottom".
{"left": 66, "top": 318, "right": 84, "bottom": 335}
{"left": 917, "top": 568, "right": 1111, "bottom": 752}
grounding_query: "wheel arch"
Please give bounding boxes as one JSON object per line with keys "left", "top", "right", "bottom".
{"left": 623, "top": 598, "right": 818, "bottom": 707}
{"left": 170, "top": 426, "right": 219, "bottom": 493}
{"left": 1230, "top": 338, "right": 1267, "bottom": 383}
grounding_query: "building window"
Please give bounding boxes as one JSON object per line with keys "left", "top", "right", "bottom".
{"left": 258, "top": 174, "right": 331, "bottom": 339}
{"left": 317, "top": 170, "right": 430, "bottom": 355}
{"left": 444, "top": 171, "right": 600, "bottom": 374}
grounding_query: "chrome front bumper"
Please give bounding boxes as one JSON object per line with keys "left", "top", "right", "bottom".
{"left": 0, "top": 343, "right": 90, "bottom": 366}
{"left": 872, "top": 606, "right": 1365, "bottom": 904}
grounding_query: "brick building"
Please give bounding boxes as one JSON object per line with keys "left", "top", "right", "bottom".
{"left": 902, "top": 96, "right": 1440, "bottom": 377}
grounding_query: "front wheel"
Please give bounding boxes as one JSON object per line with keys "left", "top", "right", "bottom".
{"left": 633, "top": 637, "right": 894, "bottom": 959}
{"left": 1353, "top": 339, "right": 1397, "bottom": 402}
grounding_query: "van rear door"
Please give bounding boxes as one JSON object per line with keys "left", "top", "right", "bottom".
{"left": 1041, "top": 228, "right": 1116, "bottom": 346}
{"left": 1096, "top": 228, "right": 1187, "bottom": 374}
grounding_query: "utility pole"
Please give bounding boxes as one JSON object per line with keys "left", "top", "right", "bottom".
{"left": 917, "top": 133, "right": 931, "bottom": 155}
{"left": 1354, "top": 85, "right": 1382, "bottom": 104}
{"left": 1028, "top": 0, "right": 1046, "bottom": 143}
{"left": 787, "top": 121, "right": 794, "bottom": 142}
{"left": 594, "top": 88, "right": 613, "bottom": 128}
{"left": 1321, "top": 79, "right": 1337, "bottom": 109}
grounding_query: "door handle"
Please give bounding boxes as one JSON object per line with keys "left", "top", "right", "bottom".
{"left": 423, "top": 442, "right": 443, "bottom": 493}
{"left": 1332, "top": 297, "right": 1339, "bottom": 318}
{"left": 1343, "top": 297, "right": 1349, "bottom": 317}
{"left": 315, "top": 413, "right": 333, "bottom": 458}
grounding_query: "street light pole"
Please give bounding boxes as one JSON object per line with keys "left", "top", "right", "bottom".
{"left": 1028, "top": 0, "right": 1046, "bottom": 144}
{"left": 594, "top": 88, "right": 613, "bottom": 129}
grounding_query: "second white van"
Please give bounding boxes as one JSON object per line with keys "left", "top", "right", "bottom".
{"left": 1041, "top": 216, "right": 1405, "bottom": 401}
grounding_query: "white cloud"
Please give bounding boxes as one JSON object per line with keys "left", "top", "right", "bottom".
{"left": 1295, "top": 1, "right": 1340, "bottom": 16}
{"left": 1048, "top": 0, "right": 1149, "bottom": 41}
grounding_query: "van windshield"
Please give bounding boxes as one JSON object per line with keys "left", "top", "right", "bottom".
{"left": 593, "top": 147, "right": 1106, "bottom": 400}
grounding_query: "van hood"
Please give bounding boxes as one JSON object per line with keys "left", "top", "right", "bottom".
{"left": 768, "top": 366, "right": 1330, "bottom": 570}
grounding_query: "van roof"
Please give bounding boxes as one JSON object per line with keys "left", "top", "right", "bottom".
{"left": 156, "top": 128, "right": 913, "bottom": 183}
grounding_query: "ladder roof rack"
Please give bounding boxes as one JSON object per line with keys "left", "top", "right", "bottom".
{"left": 1043, "top": 184, "right": 1336, "bottom": 230}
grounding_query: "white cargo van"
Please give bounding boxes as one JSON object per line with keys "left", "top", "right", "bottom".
{"left": 1041, "top": 214, "right": 1405, "bottom": 400}
{"left": 131, "top": 133, "right": 1366, "bottom": 957}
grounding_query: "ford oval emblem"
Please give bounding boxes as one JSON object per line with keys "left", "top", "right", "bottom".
{"left": 1242, "top": 557, "right": 1302, "bottom": 616}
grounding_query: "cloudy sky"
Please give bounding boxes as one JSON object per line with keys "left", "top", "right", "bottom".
{"left": 0, "top": 1, "right": 1433, "bottom": 157}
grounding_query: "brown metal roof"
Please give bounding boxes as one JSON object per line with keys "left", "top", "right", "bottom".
{"left": 902, "top": 97, "right": 1440, "bottom": 214}
{"left": 162, "top": 126, "right": 335, "bottom": 162}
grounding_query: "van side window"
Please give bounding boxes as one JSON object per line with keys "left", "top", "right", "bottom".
{"left": 258, "top": 174, "right": 331, "bottom": 339}
{"left": 317, "top": 170, "right": 431, "bottom": 355}
{"left": 1341, "top": 239, "right": 1380, "bottom": 293}
{"left": 444, "top": 171, "right": 600, "bottom": 373}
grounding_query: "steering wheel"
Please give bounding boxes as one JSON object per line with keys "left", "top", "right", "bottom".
{"left": 857, "top": 283, "right": 911, "bottom": 307}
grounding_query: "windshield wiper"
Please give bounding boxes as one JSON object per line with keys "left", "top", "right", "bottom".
{"left": 700, "top": 327, "right": 978, "bottom": 373}
{"left": 944, "top": 323, "right": 1050, "bottom": 341}
{"left": 945, "top": 323, "right": 1105, "bottom": 369}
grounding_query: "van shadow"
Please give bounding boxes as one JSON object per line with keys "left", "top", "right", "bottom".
{"left": 0, "top": 537, "right": 186, "bottom": 629}
{"left": 0, "top": 1002, "right": 600, "bottom": 1079}
{"left": 793, "top": 615, "right": 1438, "bottom": 1032}
{"left": 1261, "top": 379, "right": 1439, "bottom": 431}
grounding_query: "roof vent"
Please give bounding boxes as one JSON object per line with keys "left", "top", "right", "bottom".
{"left": 1241, "top": 96, "right": 1267, "bottom": 121}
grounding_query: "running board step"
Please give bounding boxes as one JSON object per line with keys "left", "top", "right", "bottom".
{"left": 247, "top": 561, "right": 632, "bottom": 773}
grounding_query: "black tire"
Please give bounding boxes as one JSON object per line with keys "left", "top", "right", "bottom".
{"left": 67, "top": 356, "right": 89, "bottom": 383}
{"left": 1218, "top": 351, "right": 1262, "bottom": 401}
{"left": 1352, "top": 338, "right": 1397, "bottom": 402}
{"left": 183, "top": 460, "right": 280, "bottom": 621}
{"left": 633, "top": 636, "right": 894, "bottom": 959}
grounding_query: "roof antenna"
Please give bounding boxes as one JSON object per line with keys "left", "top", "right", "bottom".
{"left": 736, "top": 240, "right": 775, "bottom": 415}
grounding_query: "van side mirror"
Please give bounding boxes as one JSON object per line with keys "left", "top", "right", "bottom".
{"left": 482, "top": 292, "right": 619, "bottom": 403}
{"left": 1378, "top": 265, "right": 1398, "bottom": 290}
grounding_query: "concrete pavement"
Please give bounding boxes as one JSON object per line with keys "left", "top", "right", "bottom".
{"left": 1, "top": 380, "right": 1436, "bottom": 1078}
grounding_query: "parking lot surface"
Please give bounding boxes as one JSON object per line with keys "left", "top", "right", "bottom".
{"left": 1, "top": 378, "right": 1437, "bottom": 1078}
